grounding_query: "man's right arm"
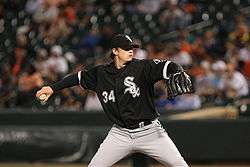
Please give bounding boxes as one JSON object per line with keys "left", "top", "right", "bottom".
{"left": 36, "top": 65, "right": 99, "bottom": 103}
{"left": 51, "top": 73, "right": 79, "bottom": 92}
{"left": 36, "top": 73, "right": 79, "bottom": 103}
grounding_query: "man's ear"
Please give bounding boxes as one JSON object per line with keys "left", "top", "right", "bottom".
{"left": 112, "top": 48, "right": 118, "bottom": 56}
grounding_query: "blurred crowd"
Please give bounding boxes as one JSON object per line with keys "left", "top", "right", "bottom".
{"left": 0, "top": 0, "right": 249, "bottom": 112}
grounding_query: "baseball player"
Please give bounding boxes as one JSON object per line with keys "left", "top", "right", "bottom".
{"left": 36, "top": 34, "right": 193, "bottom": 167}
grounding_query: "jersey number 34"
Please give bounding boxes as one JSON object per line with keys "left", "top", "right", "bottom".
{"left": 102, "top": 90, "right": 115, "bottom": 103}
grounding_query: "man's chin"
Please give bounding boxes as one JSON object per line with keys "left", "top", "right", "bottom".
{"left": 127, "top": 56, "right": 133, "bottom": 61}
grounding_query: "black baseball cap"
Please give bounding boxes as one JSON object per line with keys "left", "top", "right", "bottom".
{"left": 110, "top": 34, "right": 140, "bottom": 51}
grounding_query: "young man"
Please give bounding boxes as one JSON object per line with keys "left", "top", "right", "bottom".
{"left": 36, "top": 34, "right": 192, "bottom": 167}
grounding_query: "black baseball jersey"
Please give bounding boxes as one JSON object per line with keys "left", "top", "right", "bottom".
{"left": 78, "top": 58, "right": 170, "bottom": 128}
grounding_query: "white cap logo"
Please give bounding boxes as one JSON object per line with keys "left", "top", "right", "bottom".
{"left": 125, "top": 35, "right": 132, "bottom": 42}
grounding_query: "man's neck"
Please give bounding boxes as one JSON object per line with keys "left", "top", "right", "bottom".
{"left": 114, "top": 57, "right": 126, "bottom": 69}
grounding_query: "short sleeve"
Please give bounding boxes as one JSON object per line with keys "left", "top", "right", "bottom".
{"left": 144, "top": 59, "right": 171, "bottom": 84}
{"left": 77, "top": 66, "right": 98, "bottom": 91}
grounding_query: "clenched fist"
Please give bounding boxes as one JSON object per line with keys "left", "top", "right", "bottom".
{"left": 36, "top": 86, "right": 54, "bottom": 103}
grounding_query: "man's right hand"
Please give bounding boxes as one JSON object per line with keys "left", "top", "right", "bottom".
{"left": 36, "top": 86, "right": 54, "bottom": 103}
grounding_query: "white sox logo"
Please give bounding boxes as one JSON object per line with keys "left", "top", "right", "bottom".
{"left": 153, "top": 59, "right": 163, "bottom": 64}
{"left": 124, "top": 76, "right": 140, "bottom": 98}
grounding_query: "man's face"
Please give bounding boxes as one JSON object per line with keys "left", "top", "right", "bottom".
{"left": 226, "top": 64, "right": 235, "bottom": 78}
{"left": 113, "top": 47, "right": 134, "bottom": 62}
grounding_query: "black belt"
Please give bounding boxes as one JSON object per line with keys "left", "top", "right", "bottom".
{"left": 125, "top": 120, "right": 152, "bottom": 130}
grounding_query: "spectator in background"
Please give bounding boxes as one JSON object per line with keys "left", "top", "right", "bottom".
{"left": 78, "top": 26, "right": 101, "bottom": 58}
{"left": 45, "top": 6, "right": 72, "bottom": 40}
{"left": 211, "top": 60, "right": 227, "bottom": 93}
{"left": 17, "top": 64, "right": 44, "bottom": 107}
{"left": 47, "top": 45, "right": 69, "bottom": 76}
{"left": 239, "top": 40, "right": 250, "bottom": 62}
{"left": 159, "top": 1, "right": 191, "bottom": 32}
{"left": 0, "top": 63, "right": 16, "bottom": 107}
{"left": 145, "top": 42, "right": 158, "bottom": 59}
{"left": 191, "top": 36, "right": 208, "bottom": 61}
{"left": 224, "top": 62, "right": 249, "bottom": 99}
{"left": 64, "top": 51, "right": 77, "bottom": 70}
{"left": 12, "top": 34, "right": 28, "bottom": 76}
{"left": 154, "top": 81, "right": 168, "bottom": 112}
{"left": 25, "top": 0, "right": 44, "bottom": 15}
{"left": 34, "top": 48, "right": 50, "bottom": 77}
{"left": 195, "top": 60, "right": 216, "bottom": 103}
{"left": 238, "top": 40, "right": 250, "bottom": 81}
{"left": 172, "top": 49, "right": 192, "bottom": 67}
{"left": 137, "top": 0, "right": 162, "bottom": 14}
{"left": 229, "top": 18, "right": 249, "bottom": 48}
{"left": 133, "top": 39, "right": 148, "bottom": 59}
{"left": 34, "top": 48, "right": 59, "bottom": 85}
{"left": 176, "top": 29, "right": 197, "bottom": 66}
{"left": 83, "top": 91, "right": 103, "bottom": 112}
{"left": 99, "top": 25, "right": 115, "bottom": 50}
{"left": 57, "top": 89, "right": 82, "bottom": 111}
{"left": 224, "top": 41, "right": 239, "bottom": 64}
{"left": 203, "top": 29, "right": 221, "bottom": 58}
{"left": 63, "top": 0, "right": 77, "bottom": 24}
{"left": 33, "top": 0, "right": 59, "bottom": 24}
{"left": 165, "top": 94, "right": 201, "bottom": 111}
{"left": 195, "top": 58, "right": 248, "bottom": 105}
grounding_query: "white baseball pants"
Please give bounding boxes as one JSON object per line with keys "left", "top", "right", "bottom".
{"left": 88, "top": 120, "right": 188, "bottom": 167}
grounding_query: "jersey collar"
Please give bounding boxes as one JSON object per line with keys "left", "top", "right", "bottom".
{"left": 106, "top": 59, "right": 133, "bottom": 74}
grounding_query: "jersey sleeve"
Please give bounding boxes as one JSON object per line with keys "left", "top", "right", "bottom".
{"left": 77, "top": 66, "right": 98, "bottom": 91}
{"left": 143, "top": 59, "right": 169, "bottom": 83}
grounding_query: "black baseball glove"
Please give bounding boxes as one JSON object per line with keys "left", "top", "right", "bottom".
{"left": 165, "top": 71, "right": 193, "bottom": 99}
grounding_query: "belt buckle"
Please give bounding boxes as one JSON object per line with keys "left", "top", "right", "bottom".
{"left": 139, "top": 122, "right": 144, "bottom": 128}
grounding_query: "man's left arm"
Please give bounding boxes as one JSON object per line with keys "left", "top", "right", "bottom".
{"left": 145, "top": 59, "right": 194, "bottom": 99}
